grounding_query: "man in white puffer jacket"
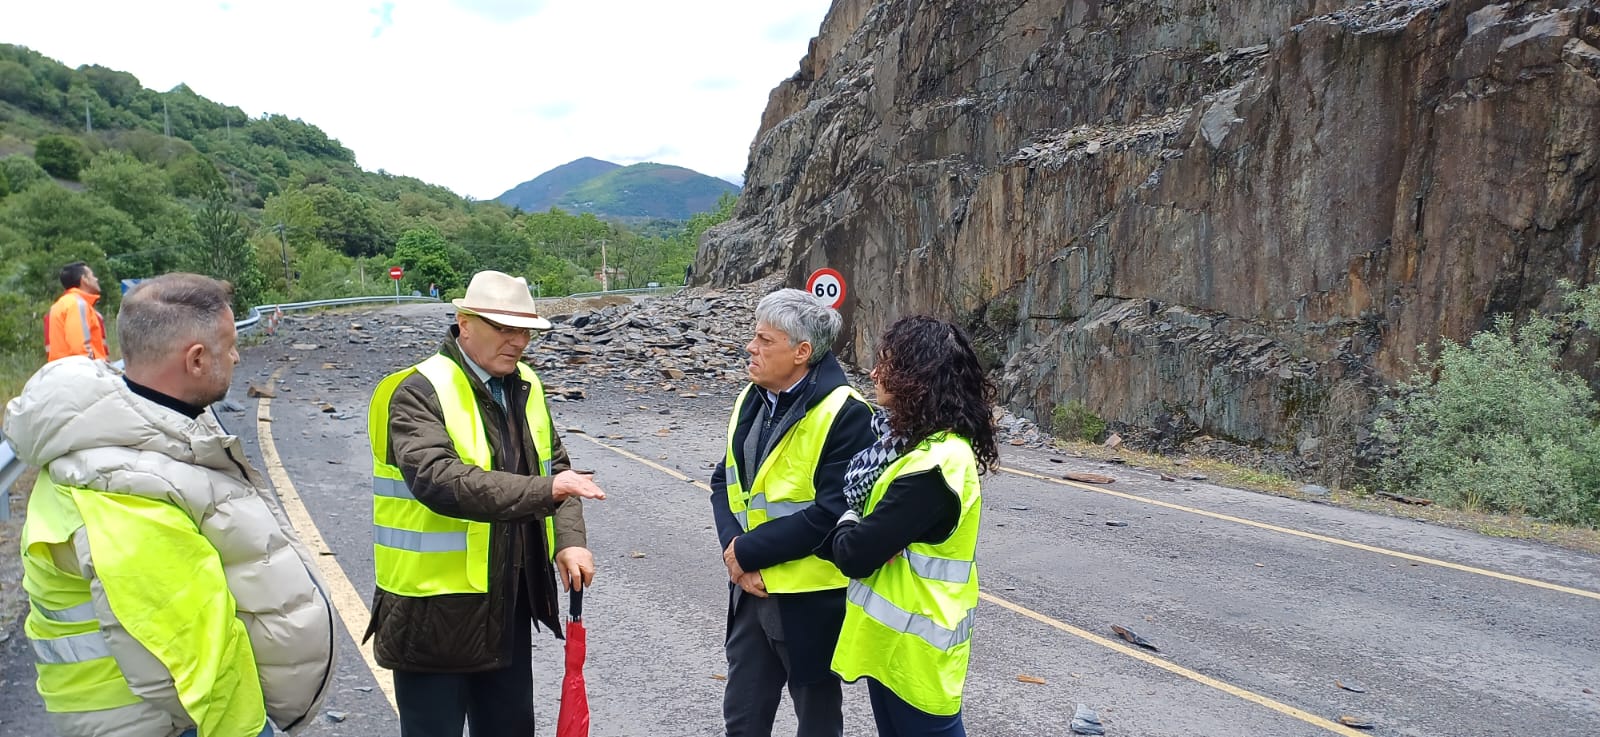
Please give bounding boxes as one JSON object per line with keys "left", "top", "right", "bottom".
{"left": 5, "top": 273, "right": 336, "bottom": 737}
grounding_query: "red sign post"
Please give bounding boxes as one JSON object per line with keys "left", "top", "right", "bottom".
{"left": 806, "top": 268, "right": 847, "bottom": 310}
{"left": 389, "top": 266, "right": 404, "bottom": 303}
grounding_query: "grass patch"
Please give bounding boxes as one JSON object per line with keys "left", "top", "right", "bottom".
{"left": 1045, "top": 438, "right": 1600, "bottom": 555}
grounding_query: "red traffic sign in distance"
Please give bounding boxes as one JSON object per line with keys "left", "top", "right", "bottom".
{"left": 388, "top": 266, "right": 404, "bottom": 280}
{"left": 806, "top": 268, "right": 847, "bottom": 309}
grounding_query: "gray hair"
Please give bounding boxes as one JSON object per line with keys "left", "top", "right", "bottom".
{"left": 119, "top": 273, "right": 234, "bottom": 369}
{"left": 754, "top": 288, "right": 841, "bottom": 365}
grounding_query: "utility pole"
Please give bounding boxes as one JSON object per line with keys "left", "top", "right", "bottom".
{"left": 275, "top": 223, "right": 292, "bottom": 291}
{"left": 600, "top": 238, "right": 609, "bottom": 292}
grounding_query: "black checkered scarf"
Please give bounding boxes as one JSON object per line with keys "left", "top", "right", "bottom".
{"left": 842, "top": 410, "right": 909, "bottom": 514}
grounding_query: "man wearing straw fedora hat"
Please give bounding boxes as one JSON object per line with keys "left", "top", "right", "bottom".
{"left": 366, "top": 270, "right": 606, "bottom": 736}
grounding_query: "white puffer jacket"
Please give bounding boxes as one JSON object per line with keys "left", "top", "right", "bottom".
{"left": 4, "top": 357, "right": 336, "bottom": 733}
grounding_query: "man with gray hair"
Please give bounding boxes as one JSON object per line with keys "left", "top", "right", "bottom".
{"left": 710, "top": 288, "right": 876, "bottom": 737}
{"left": 5, "top": 273, "right": 335, "bottom": 737}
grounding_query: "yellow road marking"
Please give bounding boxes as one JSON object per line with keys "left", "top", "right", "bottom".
{"left": 1002, "top": 465, "right": 1600, "bottom": 602}
{"left": 256, "top": 368, "right": 398, "bottom": 712}
{"left": 978, "top": 592, "right": 1370, "bottom": 736}
{"left": 572, "top": 432, "right": 1362, "bottom": 734}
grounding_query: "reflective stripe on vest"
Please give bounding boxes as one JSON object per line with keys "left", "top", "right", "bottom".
{"left": 369, "top": 354, "right": 558, "bottom": 597}
{"left": 831, "top": 433, "right": 982, "bottom": 717}
{"left": 34, "top": 631, "right": 112, "bottom": 664}
{"left": 846, "top": 580, "right": 976, "bottom": 650}
{"left": 903, "top": 550, "right": 973, "bottom": 584}
{"left": 34, "top": 601, "right": 97, "bottom": 623}
{"left": 721, "top": 383, "right": 861, "bottom": 593}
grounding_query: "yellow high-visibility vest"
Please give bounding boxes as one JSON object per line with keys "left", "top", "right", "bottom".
{"left": 21, "top": 472, "right": 267, "bottom": 734}
{"left": 369, "top": 353, "right": 557, "bottom": 597}
{"left": 722, "top": 383, "right": 860, "bottom": 593}
{"left": 830, "top": 433, "right": 982, "bottom": 716}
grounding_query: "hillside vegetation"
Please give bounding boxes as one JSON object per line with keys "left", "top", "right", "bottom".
{"left": 0, "top": 44, "right": 730, "bottom": 401}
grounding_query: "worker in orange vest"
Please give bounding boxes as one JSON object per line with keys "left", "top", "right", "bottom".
{"left": 45, "top": 261, "right": 109, "bottom": 362}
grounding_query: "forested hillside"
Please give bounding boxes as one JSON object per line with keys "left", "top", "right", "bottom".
{"left": 0, "top": 44, "right": 727, "bottom": 395}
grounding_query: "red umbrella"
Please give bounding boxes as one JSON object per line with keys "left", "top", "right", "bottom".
{"left": 556, "top": 587, "right": 589, "bottom": 737}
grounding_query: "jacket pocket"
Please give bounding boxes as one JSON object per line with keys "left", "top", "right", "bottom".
{"left": 375, "top": 593, "right": 501, "bottom": 671}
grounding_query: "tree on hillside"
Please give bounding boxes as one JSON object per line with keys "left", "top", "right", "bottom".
{"left": 0, "top": 156, "right": 48, "bottom": 193}
{"left": 33, "top": 134, "right": 90, "bottom": 180}
{"left": 189, "top": 183, "right": 264, "bottom": 311}
{"left": 82, "top": 151, "right": 179, "bottom": 228}
{"left": 394, "top": 227, "right": 463, "bottom": 294}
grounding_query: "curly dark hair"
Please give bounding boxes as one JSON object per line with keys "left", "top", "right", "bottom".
{"left": 874, "top": 315, "right": 999, "bottom": 472}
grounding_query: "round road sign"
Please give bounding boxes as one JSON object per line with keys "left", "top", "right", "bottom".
{"left": 389, "top": 266, "right": 404, "bottom": 280}
{"left": 806, "top": 268, "right": 846, "bottom": 309}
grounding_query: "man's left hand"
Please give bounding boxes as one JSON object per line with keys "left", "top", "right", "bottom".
{"left": 554, "top": 547, "right": 596, "bottom": 591}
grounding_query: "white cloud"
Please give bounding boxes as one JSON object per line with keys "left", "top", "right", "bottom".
{"left": 3, "top": 0, "right": 833, "bottom": 199}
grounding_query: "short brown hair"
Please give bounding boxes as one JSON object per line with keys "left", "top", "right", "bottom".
{"left": 118, "top": 273, "right": 235, "bottom": 369}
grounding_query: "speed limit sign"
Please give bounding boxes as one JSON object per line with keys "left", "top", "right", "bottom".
{"left": 806, "top": 268, "right": 847, "bottom": 309}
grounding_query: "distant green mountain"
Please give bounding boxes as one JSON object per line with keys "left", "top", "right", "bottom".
{"left": 495, "top": 156, "right": 619, "bottom": 212}
{"left": 496, "top": 159, "right": 739, "bottom": 220}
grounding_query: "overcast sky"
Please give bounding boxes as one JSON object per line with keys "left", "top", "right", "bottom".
{"left": 5, "top": 0, "right": 834, "bottom": 199}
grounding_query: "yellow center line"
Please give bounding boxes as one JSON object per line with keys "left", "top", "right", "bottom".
{"left": 256, "top": 368, "right": 398, "bottom": 712}
{"left": 1002, "top": 465, "right": 1600, "bottom": 602}
{"left": 572, "top": 432, "right": 1362, "bottom": 735}
{"left": 977, "top": 592, "right": 1370, "bottom": 737}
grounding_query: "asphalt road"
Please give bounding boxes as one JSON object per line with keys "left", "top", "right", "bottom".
{"left": 3, "top": 301, "right": 1598, "bottom": 737}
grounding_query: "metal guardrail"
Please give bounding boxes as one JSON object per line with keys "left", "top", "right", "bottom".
{"left": 0, "top": 294, "right": 441, "bottom": 521}
{"left": 564, "top": 286, "right": 682, "bottom": 299}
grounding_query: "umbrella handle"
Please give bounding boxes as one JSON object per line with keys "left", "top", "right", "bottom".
{"left": 570, "top": 587, "right": 583, "bottom": 621}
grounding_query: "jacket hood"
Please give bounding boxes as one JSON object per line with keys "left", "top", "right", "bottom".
{"left": 3, "top": 356, "right": 220, "bottom": 471}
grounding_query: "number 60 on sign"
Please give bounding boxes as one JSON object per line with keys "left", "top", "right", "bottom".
{"left": 806, "top": 268, "right": 846, "bottom": 309}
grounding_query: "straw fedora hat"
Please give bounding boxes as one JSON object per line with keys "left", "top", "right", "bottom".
{"left": 452, "top": 271, "right": 552, "bottom": 330}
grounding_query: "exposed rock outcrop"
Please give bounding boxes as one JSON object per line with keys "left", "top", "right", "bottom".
{"left": 697, "top": 0, "right": 1600, "bottom": 479}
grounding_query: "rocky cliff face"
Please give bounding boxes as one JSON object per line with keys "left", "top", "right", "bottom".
{"left": 698, "top": 0, "right": 1600, "bottom": 478}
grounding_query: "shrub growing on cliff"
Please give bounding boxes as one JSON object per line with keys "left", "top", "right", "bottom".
{"left": 1376, "top": 314, "right": 1600, "bottom": 526}
{"left": 1052, "top": 400, "right": 1107, "bottom": 443}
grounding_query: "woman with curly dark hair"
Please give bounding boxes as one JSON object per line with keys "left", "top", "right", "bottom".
{"left": 816, "top": 315, "right": 997, "bottom": 737}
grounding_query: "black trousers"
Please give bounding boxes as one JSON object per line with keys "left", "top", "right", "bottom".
{"left": 394, "top": 593, "right": 536, "bottom": 737}
{"left": 723, "top": 593, "right": 843, "bottom": 737}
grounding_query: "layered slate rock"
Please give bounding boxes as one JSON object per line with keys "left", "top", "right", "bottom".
{"left": 697, "top": 0, "right": 1600, "bottom": 476}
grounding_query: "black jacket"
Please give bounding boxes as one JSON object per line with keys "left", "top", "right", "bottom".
{"left": 365, "top": 329, "right": 587, "bottom": 673}
{"left": 709, "top": 352, "right": 876, "bottom": 684}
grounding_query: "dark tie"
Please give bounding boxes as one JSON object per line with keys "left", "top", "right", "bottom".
{"left": 487, "top": 377, "right": 506, "bottom": 408}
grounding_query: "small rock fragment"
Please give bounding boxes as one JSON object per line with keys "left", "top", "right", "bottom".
{"left": 1064, "top": 472, "right": 1115, "bottom": 484}
{"left": 247, "top": 384, "right": 276, "bottom": 399}
{"left": 325, "top": 711, "right": 347, "bottom": 723}
{"left": 1016, "top": 674, "right": 1047, "bottom": 685}
{"left": 1299, "top": 484, "right": 1330, "bottom": 496}
{"left": 1070, "top": 703, "right": 1105, "bottom": 735}
{"left": 1337, "top": 715, "right": 1374, "bottom": 729}
{"left": 1336, "top": 679, "right": 1367, "bottom": 693}
{"left": 1111, "top": 623, "right": 1158, "bottom": 650}
{"left": 1103, "top": 433, "right": 1122, "bottom": 449}
{"left": 1106, "top": 520, "right": 1128, "bottom": 527}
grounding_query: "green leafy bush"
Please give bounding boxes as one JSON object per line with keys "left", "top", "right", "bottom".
{"left": 33, "top": 134, "right": 90, "bottom": 179}
{"left": 1376, "top": 315, "right": 1600, "bottom": 525}
{"left": 1, "top": 154, "right": 49, "bottom": 192}
{"left": 1052, "top": 400, "right": 1107, "bottom": 443}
